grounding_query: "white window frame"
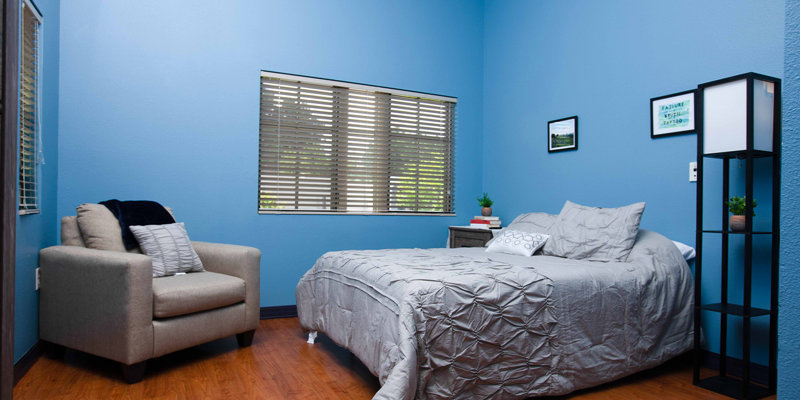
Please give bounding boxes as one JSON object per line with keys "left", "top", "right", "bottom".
{"left": 18, "top": 0, "right": 43, "bottom": 215}
{"left": 258, "top": 71, "right": 457, "bottom": 216}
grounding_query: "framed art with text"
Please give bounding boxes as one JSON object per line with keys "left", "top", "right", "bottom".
{"left": 650, "top": 89, "right": 695, "bottom": 138}
{"left": 548, "top": 116, "right": 578, "bottom": 153}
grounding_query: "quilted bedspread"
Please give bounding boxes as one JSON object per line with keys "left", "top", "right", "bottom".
{"left": 296, "top": 230, "right": 693, "bottom": 399}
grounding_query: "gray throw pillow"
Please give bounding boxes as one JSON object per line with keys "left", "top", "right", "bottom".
{"left": 129, "top": 222, "right": 204, "bottom": 277}
{"left": 542, "top": 200, "right": 645, "bottom": 262}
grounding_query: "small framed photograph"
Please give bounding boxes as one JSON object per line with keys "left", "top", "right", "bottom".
{"left": 650, "top": 90, "right": 695, "bottom": 138}
{"left": 548, "top": 116, "right": 578, "bottom": 153}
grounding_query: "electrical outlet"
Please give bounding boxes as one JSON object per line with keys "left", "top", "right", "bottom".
{"left": 35, "top": 267, "right": 40, "bottom": 291}
{"left": 689, "top": 162, "right": 698, "bottom": 182}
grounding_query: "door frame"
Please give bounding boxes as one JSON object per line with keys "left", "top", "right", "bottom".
{"left": 1, "top": 0, "right": 19, "bottom": 398}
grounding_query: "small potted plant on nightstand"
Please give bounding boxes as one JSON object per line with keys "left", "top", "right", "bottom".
{"left": 477, "top": 193, "right": 494, "bottom": 217}
{"left": 726, "top": 196, "right": 756, "bottom": 232}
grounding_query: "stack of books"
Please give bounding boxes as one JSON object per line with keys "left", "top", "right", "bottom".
{"left": 470, "top": 216, "right": 501, "bottom": 229}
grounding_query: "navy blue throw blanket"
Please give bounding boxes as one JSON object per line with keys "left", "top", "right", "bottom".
{"left": 100, "top": 199, "right": 176, "bottom": 250}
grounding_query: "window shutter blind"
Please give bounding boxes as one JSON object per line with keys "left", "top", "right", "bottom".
{"left": 259, "top": 72, "right": 455, "bottom": 214}
{"left": 19, "top": 1, "right": 41, "bottom": 212}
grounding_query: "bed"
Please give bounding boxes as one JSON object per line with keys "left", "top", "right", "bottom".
{"left": 296, "top": 205, "right": 694, "bottom": 400}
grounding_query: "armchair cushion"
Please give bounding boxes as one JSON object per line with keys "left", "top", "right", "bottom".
{"left": 76, "top": 203, "right": 127, "bottom": 252}
{"left": 192, "top": 241, "right": 261, "bottom": 331}
{"left": 61, "top": 216, "right": 85, "bottom": 247}
{"left": 152, "top": 271, "right": 245, "bottom": 318}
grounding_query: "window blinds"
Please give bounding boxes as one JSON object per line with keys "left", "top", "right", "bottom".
{"left": 259, "top": 72, "right": 456, "bottom": 214}
{"left": 19, "top": 1, "right": 41, "bottom": 212}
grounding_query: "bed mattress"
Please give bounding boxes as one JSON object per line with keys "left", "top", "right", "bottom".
{"left": 296, "top": 230, "right": 693, "bottom": 399}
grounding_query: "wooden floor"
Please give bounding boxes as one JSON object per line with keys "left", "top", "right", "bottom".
{"left": 13, "top": 317, "right": 775, "bottom": 399}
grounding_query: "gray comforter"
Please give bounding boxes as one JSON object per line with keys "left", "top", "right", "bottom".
{"left": 296, "top": 230, "right": 693, "bottom": 399}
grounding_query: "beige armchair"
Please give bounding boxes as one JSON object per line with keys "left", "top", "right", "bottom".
{"left": 39, "top": 215, "right": 261, "bottom": 383}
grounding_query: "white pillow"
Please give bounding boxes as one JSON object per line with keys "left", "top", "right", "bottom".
{"left": 129, "top": 222, "right": 204, "bottom": 277}
{"left": 672, "top": 240, "right": 696, "bottom": 261}
{"left": 485, "top": 229, "right": 549, "bottom": 257}
{"left": 506, "top": 212, "right": 558, "bottom": 233}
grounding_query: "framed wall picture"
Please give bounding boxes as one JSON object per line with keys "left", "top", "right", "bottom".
{"left": 650, "top": 89, "right": 695, "bottom": 138}
{"left": 548, "top": 116, "right": 578, "bottom": 153}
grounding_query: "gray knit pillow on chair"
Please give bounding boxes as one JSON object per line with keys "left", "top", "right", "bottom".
{"left": 129, "top": 222, "right": 204, "bottom": 277}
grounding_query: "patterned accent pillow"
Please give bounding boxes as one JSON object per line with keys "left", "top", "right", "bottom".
{"left": 485, "top": 229, "right": 549, "bottom": 257}
{"left": 542, "top": 200, "right": 645, "bottom": 262}
{"left": 129, "top": 222, "right": 204, "bottom": 277}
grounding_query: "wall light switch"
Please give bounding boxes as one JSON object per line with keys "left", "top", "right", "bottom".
{"left": 689, "top": 162, "right": 698, "bottom": 182}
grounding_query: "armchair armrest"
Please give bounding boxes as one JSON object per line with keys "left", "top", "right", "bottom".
{"left": 192, "top": 241, "right": 261, "bottom": 330}
{"left": 38, "top": 246, "right": 154, "bottom": 364}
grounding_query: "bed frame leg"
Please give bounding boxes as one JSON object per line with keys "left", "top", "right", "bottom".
{"left": 307, "top": 331, "right": 318, "bottom": 344}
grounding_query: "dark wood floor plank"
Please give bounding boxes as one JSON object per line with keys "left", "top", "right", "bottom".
{"left": 13, "top": 318, "right": 776, "bottom": 399}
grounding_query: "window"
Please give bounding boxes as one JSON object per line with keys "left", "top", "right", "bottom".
{"left": 258, "top": 71, "right": 456, "bottom": 215}
{"left": 18, "top": 0, "right": 42, "bottom": 214}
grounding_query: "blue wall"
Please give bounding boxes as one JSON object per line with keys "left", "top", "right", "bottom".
{"left": 57, "top": 0, "right": 484, "bottom": 307}
{"left": 14, "top": 0, "right": 59, "bottom": 362}
{"left": 780, "top": 0, "right": 800, "bottom": 396}
{"left": 49, "top": 1, "right": 800, "bottom": 394}
{"left": 482, "top": 0, "right": 783, "bottom": 242}
{"left": 482, "top": 0, "right": 783, "bottom": 365}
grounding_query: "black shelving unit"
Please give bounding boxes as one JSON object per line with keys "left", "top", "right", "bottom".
{"left": 693, "top": 73, "right": 780, "bottom": 399}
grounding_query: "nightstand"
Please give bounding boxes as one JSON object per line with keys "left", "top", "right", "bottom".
{"left": 448, "top": 226, "right": 496, "bottom": 248}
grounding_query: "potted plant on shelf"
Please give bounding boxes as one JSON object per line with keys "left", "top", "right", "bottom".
{"left": 726, "top": 196, "right": 757, "bottom": 232}
{"left": 477, "top": 193, "right": 494, "bottom": 217}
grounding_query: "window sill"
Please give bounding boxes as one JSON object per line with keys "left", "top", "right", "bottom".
{"left": 19, "top": 209, "right": 40, "bottom": 216}
{"left": 258, "top": 211, "right": 456, "bottom": 217}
